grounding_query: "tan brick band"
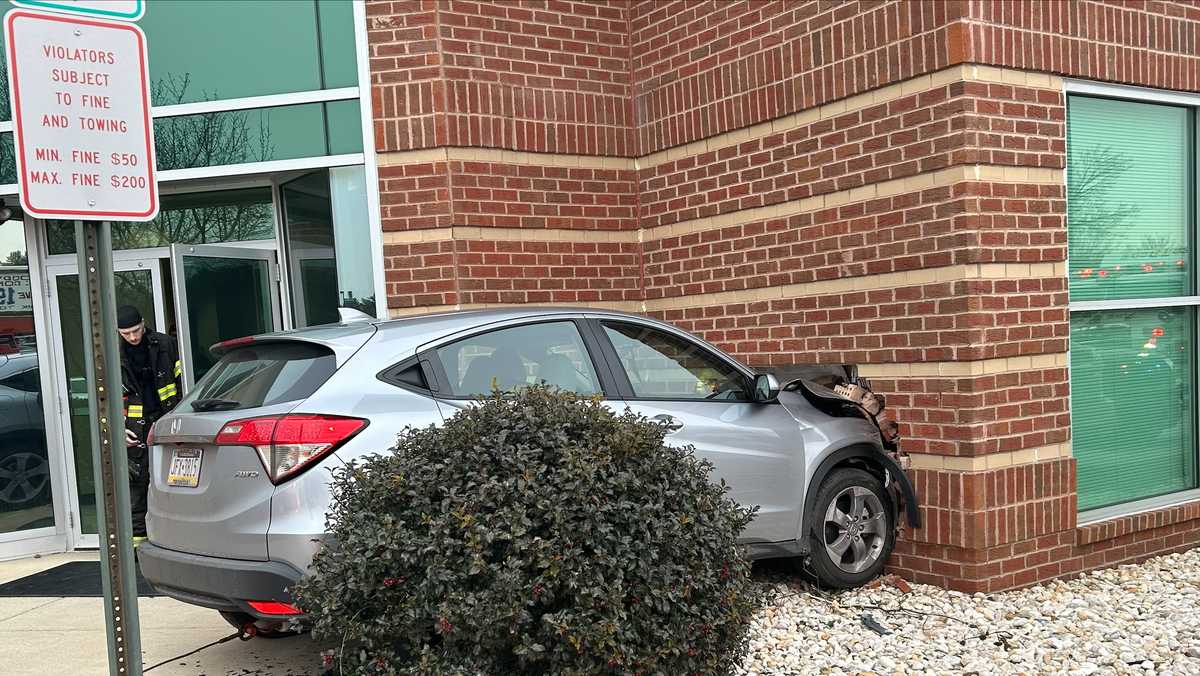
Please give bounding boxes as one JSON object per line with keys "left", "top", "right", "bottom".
{"left": 387, "top": 300, "right": 642, "bottom": 318}
{"left": 381, "top": 162, "right": 1064, "bottom": 247}
{"left": 377, "top": 147, "right": 634, "bottom": 171}
{"left": 642, "top": 261, "right": 1065, "bottom": 312}
{"left": 387, "top": 260, "right": 1064, "bottom": 316}
{"left": 637, "top": 64, "right": 1063, "bottom": 168}
{"left": 857, "top": 352, "right": 1068, "bottom": 378}
{"left": 383, "top": 226, "right": 639, "bottom": 246}
{"left": 639, "top": 164, "right": 1063, "bottom": 242}
{"left": 373, "top": 64, "right": 1064, "bottom": 172}
{"left": 907, "top": 443, "right": 1073, "bottom": 472}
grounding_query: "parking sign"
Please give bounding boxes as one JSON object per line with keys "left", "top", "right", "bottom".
{"left": 5, "top": 9, "right": 158, "bottom": 221}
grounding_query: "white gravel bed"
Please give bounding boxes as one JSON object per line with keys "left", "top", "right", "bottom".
{"left": 738, "top": 549, "right": 1200, "bottom": 675}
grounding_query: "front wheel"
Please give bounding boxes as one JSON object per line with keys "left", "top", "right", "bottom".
{"left": 805, "top": 467, "right": 895, "bottom": 588}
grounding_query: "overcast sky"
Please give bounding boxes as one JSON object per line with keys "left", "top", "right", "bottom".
{"left": 0, "top": 220, "right": 26, "bottom": 263}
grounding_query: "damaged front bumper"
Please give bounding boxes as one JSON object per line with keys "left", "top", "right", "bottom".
{"left": 787, "top": 376, "right": 922, "bottom": 532}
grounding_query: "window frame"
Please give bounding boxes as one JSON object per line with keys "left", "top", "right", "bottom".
{"left": 418, "top": 317, "right": 618, "bottom": 401}
{"left": 586, "top": 317, "right": 758, "bottom": 404}
{"left": 1065, "top": 79, "right": 1200, "bottom": 520}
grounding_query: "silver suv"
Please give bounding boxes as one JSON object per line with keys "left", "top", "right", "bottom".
{"left": 138, "top": 308, "right": 919, "bottom": 635}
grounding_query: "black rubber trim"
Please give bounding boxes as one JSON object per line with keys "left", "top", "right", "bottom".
{"left": 878, "top": 452, "right": 921, "bottom": 529}
{"left": 802, "top": 444, "right": 922, "bottom": 539}
{"left": 137, "top": 542, "right": 303, "bottom": 617}
{"left": 376, "top": 355, "right": 432, "bottom": 395}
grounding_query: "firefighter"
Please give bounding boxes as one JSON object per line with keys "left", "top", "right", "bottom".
{"left": 117, "top": 305, "right": 182, "bottom": 539}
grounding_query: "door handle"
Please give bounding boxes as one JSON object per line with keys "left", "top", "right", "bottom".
{"left": 650, "top": 414, "right": 683, "bottom": 433}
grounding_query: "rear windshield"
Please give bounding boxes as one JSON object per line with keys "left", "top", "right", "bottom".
{"left": 180, "top": 342, "right": 336, "bottom": 413}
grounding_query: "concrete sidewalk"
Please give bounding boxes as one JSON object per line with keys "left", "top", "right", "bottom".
{"left": 0, "top": 552, "right": 323, "bottom": 675}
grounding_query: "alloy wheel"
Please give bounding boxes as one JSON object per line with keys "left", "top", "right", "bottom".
{"left": 0, "top": 451, "right": 50, "bottom": 506}
{"left": 822, "top": 485, "right": 887, "bottom": 574}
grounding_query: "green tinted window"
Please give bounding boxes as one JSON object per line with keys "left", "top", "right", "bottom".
{"left": 1067, "top": 95, "right": 1200, "bottom": 512}
{"left": 1067, "top": 97, "right": 1192, "bottom": 301}
{"left": 1069, "top": 308, "right": 1196, "bottom": 510}
{"left": 0, "top": 1, "right": 357, "bottom": 116}
{"left": 326, "top": 100, "right": 365, "bottom": 155}
{"left": 0, "top": 101, "right": 360, "bottom": 183}
{"left": 317, "top": 0, "right": 358, "bottom": 88}
{"left": 46, "top": 188, "right": 275, "bottom": 255}
{"left": 143, "top": 1, "right": 321, "bottom": 104}
{"left": 154, "top": 103, "right": 328, "bottom": 171}
{"left": 0, "top": 1, "right": 362, "bottom": 178}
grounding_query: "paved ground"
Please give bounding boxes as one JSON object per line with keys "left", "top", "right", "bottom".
{"left": 0, "top": 552, "right": 324, "bottom": 675}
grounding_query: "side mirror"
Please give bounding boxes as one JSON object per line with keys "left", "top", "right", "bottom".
{"left": 752, "top": 373, "right": 780, "bottom": 403}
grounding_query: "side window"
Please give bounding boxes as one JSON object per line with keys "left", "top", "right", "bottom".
{"left": 0, "top": 367, "right": 39, "bottom": 393}
{"left": 434, "top": 321, "right": 601, "bottom": 397}
{"left": 602, "top": 322, "right": 748, "bottom": 400}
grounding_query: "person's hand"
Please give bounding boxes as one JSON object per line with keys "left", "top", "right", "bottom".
{"left": 125, "top": 429, "right": 139, "bottom": 447}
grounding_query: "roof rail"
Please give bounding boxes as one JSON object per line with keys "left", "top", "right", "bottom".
{"left": 337, "top": 307, "right": 375, "bottom": 323}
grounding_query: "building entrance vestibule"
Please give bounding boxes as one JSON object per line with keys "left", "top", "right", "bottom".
{"left": 0, "top": 164, "right": 382, "bottom": 558}
{"left": 43, "top": 243, "right": 281, "bottom": 547}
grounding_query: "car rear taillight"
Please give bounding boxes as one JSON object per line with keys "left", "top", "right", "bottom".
{"left": 246, "top": 600, "right": 302, "bottom": 616}
{"left": 215, "top": 414, "right": 367, "bottom": 484}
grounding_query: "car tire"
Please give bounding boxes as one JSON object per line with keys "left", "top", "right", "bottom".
{"left": 219, "top": 611, "right": 303, "bottom": 639}
{"left": 0, "top": 441, "right": 51, "bottom": 509}
{"left": 805, "top": 467, "right": 895, "bottom": 589}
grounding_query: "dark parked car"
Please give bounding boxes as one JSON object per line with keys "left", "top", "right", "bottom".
{"left": 0, "top": 353, "right": 50, "bottom": 513}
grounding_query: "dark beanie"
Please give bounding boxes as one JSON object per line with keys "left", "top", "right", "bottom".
{"left": 117, "top": 305, "right": 143, "bottom": 329}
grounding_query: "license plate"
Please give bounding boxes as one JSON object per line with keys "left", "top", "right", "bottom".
{"left": 167, "top": 448, "right": 203, "bottom": 488}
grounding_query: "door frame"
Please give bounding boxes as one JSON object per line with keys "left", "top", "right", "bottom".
{"left": 169, "top": 243, "right": 282, "bottom": 390}
{"left": 42, "top": 253, "right": 171, "bottom": 550}
{"left": 0, "top": 216, "right": 66, "bottom": 559}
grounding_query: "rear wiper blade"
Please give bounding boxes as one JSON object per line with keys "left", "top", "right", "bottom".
{"left": 191, "top": 398, "right": 240, "bottom": 411}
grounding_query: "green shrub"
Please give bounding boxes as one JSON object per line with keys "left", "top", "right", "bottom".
{"left": 293, "top": 386, "right": 761, "bottom": 675}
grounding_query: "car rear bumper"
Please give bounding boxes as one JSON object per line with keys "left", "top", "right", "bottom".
{"left": 137, "top": 542, "right": 304, "bottom": 619}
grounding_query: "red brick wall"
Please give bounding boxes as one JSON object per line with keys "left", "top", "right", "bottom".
{"left": 456, "top": 239, "right": 642, "bottom": 306}
{"left": 378, "top": 161, "right": 452, "bottom": 232}
{"left": 439, "top": 0, "right": 633, "bottom": 155}
{"left": 630, "top": 0, "right": 969, "bottom": 154}
{"left": 366, "top": 0, "right": 1200, "bottom": 590}
{"left": 383, "top": 238, "right": 459, "bottom": 309}
{"left": 451, "top": 161, "right": 637, "bottom": 230}
{"left": 897, "top": 471, "right": 1200, "bottom": 592}
{"left": 368, "top": 0, "right": 445, "bottom": 151}
{"left": 963, "top": 0, "right": 1200, "bottom": 91}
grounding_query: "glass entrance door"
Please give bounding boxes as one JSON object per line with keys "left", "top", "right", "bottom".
{"left": 47, "top": 244, "right": 281, "bottom": 547}
{"left": 0, "top": 217, "right": 64, "bottom": 558}
{"left": 48, "top": 258, "right": 168, "bottom": 545}
{"left": 170, "top": 244, "right": 281, "bottom": 387}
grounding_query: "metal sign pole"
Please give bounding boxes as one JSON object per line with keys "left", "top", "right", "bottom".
{"left": 75, "top": 219, "right": 143, "bottom": 676}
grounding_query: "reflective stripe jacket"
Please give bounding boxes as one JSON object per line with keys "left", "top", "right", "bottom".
{"left": 121, "top": 330, "right": 182, "bottom": 442}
